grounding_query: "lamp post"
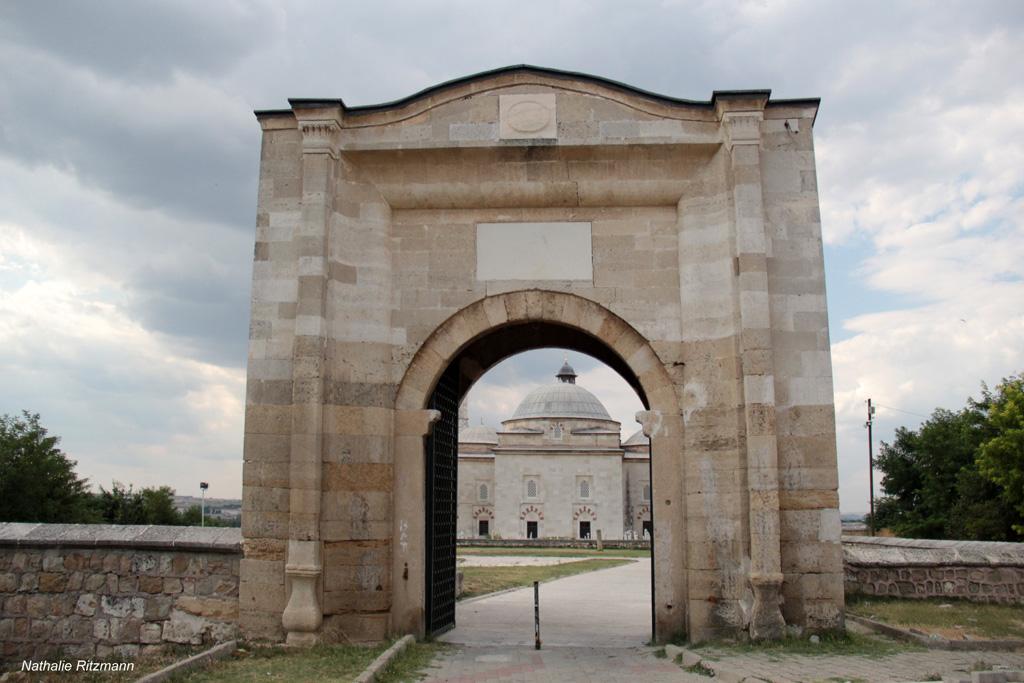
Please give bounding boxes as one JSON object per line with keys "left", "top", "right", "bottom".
{"left": 865, "top": 399, "right": 875, "bottom": 536}
{"left": 200, "top": 482, "right": 209, "bottom": 527}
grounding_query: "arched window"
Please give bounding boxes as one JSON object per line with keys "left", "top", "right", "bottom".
{"left": 642, "top": 482, "right": 651, "bottom": 501}
{"left": 479, "top": 483, "right": 489, "bottom": 501}
{"left": 526, "top": 479, "right": 538, "bottom": 499}
{"left": 579, "top": 478, "right": 590, "bottom": 499}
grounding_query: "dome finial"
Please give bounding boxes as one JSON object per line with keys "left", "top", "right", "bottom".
{"left": 556, "top": 357, "right": 577, "bottom": 384}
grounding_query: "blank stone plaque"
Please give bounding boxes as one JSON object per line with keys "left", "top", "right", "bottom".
{"left": 476, "top": 222, "right": 592, "bottom": 281}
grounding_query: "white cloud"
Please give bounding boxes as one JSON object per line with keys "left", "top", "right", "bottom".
{"left": 0, "top": 0, "right": 1022, "bottom": 516}
{"left": 0, "top": 217, "right": 245, "bottom": 497}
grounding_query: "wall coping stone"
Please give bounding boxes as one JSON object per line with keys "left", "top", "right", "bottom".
{"left": 842, "top": 535, "right": 1024, "bottom": 568}
{"left": 0, "top": 523, "right": 242, "bottom": 553}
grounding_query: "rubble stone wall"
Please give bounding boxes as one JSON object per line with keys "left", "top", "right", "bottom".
{"left": 843, "top": 536, "right": 1024, "bottom": 604}
{"left": 0, "top": 523, "right": 241, "bottom": 662}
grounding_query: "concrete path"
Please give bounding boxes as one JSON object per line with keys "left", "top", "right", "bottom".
{"left": 421, "top": 644, "right": 698, "bottom": 683}
{"left": 442, "top": 558, "right": 652, "bottom": 648}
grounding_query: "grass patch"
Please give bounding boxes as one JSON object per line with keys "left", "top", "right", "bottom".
{"left": 376, "top": 641, "right": 447, "bottom": 683}
{"left": 847, "top": 595, "right": 1024, "bottom": 641}
{"left": 178, "top": 641, "right": 389, "bottom": 682}
{"left": 460, "top": 558, "right": 633, "bottom": 598}
{"left": 693, "top": 631, "right": 916, "bottom": 660}
{"left": 458, "top": 546, "right": 649, "bottom": 558}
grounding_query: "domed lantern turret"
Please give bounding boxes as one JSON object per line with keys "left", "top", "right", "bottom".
{"left": 556, "top": 359, "right": 577, "bottom": 384}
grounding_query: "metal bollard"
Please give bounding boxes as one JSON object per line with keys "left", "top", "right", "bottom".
{"left": 534, "top": 580, "right": 541, "bottom": 650}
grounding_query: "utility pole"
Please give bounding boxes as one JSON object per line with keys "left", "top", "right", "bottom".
{"left": 865, "top": 399, "right": 876, "bottom": 536}
{"left": 200, "top": 482, "right": 209, "bottom": 527}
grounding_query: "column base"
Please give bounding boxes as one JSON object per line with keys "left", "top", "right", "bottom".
{"left": 282, "top": 540, "right": 323, "bottom": 646}
{"left": 286, "top": 631, "right": 321, "bottom": 647}
{"left": 749, "top": 573, "right": 786, "bottom": 641}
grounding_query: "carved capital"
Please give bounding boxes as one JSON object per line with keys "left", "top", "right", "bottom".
{"left": 394, "top": 409, "right": 442, "bottom": 437}
{"left": 299, "top": 120, "right": 341, "bottom": 158}
{"left": 722, "top": 111, "right": 763, "bottom": 148}
{"left": 635, "top": 409, "right": 663, "bottom": 438}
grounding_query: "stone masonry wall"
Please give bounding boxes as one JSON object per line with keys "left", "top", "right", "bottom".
{"left": 0, "top": 524, "right": 241, "bottom": 663}
{"left": 843, "top": 536, "right": 1024, "bottom": 604}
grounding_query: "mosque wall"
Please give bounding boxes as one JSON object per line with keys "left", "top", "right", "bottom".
{"left": 623, "top": 459, "right": 653, "bottom": 537}
{"left": 493, "top": 450, "right": 624, "bottom": 540}
{"left": 455, "top": 458, "right": 495, "bottom": 539}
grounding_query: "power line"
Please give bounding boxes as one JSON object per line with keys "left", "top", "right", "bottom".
{"left": 872, "top": 403, "right": 930, "bottom": 419}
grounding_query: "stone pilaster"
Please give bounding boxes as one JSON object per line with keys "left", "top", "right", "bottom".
{"left": 636, "top": 409, "right": 687, "bottom": 641}
{"left": 391, "top": 409, "right": 441, "bottom": 636}
{"left": 281, "top": 113, "right": 341, "bottom": 645}
{"left": 721, "top": 100, "right": 786, "bottom": 640}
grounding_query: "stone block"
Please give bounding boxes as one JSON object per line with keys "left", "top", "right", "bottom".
{"left": 322, "top": 612, "right": 389, "bottom": 644}
{"left": 138, "top": 575, "right": 162, "bottom": 594}
{"left": 74, "top": 593, "right": 98, "bottom": 617}
{"left": 100, "top": 595, "right": 145, "bottom": 619}
{"left": 143, "top": 594, "right": 174, "bottom": 622}
{"left": 175, "top": 595, "right": 238, "bottom": 620}
{"left": 161, "top": 609, "right": 207, "bottom": 645}
{"left": 38, "top": 572, "right": 66, "bottom": 593}
{"left": 25, "top": 595, "right": 49, "bottom": 618}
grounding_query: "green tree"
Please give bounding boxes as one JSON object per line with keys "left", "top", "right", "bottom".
{"left": 0, "top": 412, "right": 97, "bottom": 523}
{"left": 140, "top": 486, "right": 181, "bottom": 525}
{"left": 871, "top": 382, "right": 1020, "bottom": 541}
{"left": 93, "top": 481, "right": 148, "bottom": 524}
{"left": 976, "top": 374, "right": 1024, "bottom": 534}
{"left": 94, "top": 482, "right": 183, "bottom": 525}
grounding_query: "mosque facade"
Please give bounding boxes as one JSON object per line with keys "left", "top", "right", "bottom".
{"left": 457, "top": 361, "right": 651, "bottom": 540}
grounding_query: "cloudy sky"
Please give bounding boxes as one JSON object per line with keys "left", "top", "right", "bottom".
{"left": 1, "top": 1, "right": 1021, "bottom": 513}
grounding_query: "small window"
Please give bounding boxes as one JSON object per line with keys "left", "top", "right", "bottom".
{"left": 478, "top": 519, "right": 489, "bottom": 537}
{"left": 643, "top": 520, "right": 653, "bottom": 540}
{"left": 526, "top": 521, "right": 538, "bottom": 538}
{"left": 642, "top": 482, "right": 651, "bottom": 502}
{"left": 579, "top": 478, "right": 590, "bottom": 499}
{"left": 479, "top": 483, "right": 489, "bottom": 502}
{"left": 526, "top": 478, "right": 538, "bottom": 499}
{"left": 579, "top": 521, "right": 591, "bottom": 539}
{"left": 552, "top": 424, "right": 562, "bottom": 438}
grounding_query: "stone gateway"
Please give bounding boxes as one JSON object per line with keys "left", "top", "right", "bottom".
{"left": 240, "top": 65, "right": 842, "bottom": 645}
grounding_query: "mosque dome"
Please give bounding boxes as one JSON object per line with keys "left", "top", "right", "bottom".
{"left": 458, "top": 423, "right": 498, "bottom": 445}
{"left": 623, "top": 429, "right": 647, "bottom": 447}
{"left": 508, "top": 361, "right": 613, "bottom": 421}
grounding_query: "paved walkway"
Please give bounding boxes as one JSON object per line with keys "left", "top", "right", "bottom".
{"left": 442, "top": 558, "right": 651, "bottom": 647}
{"left": 426, "top": 558, "right": 1024, "bottom": 682}
{"left": 693, "top": 646, "right": 1024, "bottom": 682}
{"left": 421, "top": 644, "right": 698, "bottom": 683}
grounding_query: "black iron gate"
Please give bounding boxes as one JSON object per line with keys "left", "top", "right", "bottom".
{"left": 425, "top": 365, "right": 459, "bottom": 636}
